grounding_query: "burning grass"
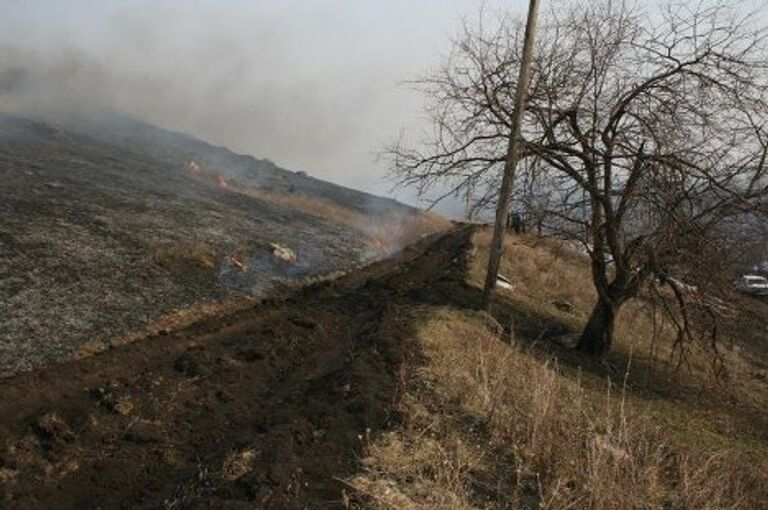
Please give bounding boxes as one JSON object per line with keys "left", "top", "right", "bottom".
{"left": 181, "top": 161, "right": 451, "bottom": 257}
{"left": 241, "top": 188, "right": 451, "bottom": 257}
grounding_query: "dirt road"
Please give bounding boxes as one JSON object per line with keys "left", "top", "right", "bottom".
{"left": 0, "top": 226, "right": 475, "bottom": 509}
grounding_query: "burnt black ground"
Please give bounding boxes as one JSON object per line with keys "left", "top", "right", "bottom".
{"left": 0, "top": 111, "right": 418, "bottom": 375}
{"left": 0, "top": 225, "right": 474, "bottom": 509}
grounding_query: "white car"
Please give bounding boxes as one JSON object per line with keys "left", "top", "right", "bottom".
{"left": 737, "top": 274, "right": 768, "bottom": 296}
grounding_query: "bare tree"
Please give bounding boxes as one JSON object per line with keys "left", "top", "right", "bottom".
{"left": 389, "top": 0, "right": 768, "bottom": 357}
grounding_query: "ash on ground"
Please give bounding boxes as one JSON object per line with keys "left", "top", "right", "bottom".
{"left": 0, "top": 111, "right": 419, "bottom": 375}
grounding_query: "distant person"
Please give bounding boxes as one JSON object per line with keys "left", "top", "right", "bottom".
{"left": 508, "top": 211, "right": 525, "bottom": 234}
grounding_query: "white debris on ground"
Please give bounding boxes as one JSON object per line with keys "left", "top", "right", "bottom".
{"left": 667, "top": 276, "right": 698, "bottom": 293}
{"left": 496, "top": 274, "right": 513, "bottom": 290}
{"left": 270, "top": 243, "right": 297, "bottom": 264}
{"left": 183, "top": 160, "right": 201, "bottom": 174}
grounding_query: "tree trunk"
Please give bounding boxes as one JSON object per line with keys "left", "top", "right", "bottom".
{"left": 576, "top": 295, "right": 620, "bottom": 358}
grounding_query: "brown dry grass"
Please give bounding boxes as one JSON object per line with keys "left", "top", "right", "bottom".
{"left": 349, "top": 229, "right": 768, "bottom": 509}
{"left": 468, "top": 230, "right": 760, "bottom": 392}
{"left": 243, "top": 188, "right": 451, "bottom": 255}
{"left": 184, "top": 161, "right": 451, "bottom": 255}
{"left": 151, "top": 243, "right": 218, "bottom": 275}
{"left": 351, "top": 306, "right": 758, "bottom": 509}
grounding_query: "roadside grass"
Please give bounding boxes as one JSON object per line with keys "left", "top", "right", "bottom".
{"left": 349, "top": 229, "right": 768, "bottom": 509}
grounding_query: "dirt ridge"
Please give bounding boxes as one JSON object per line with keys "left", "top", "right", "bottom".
{"left": 0, "top": 226, "right": 474, "bottom": 509}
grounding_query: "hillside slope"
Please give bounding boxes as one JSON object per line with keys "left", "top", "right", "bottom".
{"left": 0, "top": 225, "right": 472, "bottom": 509}
{"left": 0, "top": 111, "right": 440, "bottom": 375}
{"left": 352, "top": 229, "right": 768, "bottom": 509}
{"left": 0, "top": 226, "right": 765, "bottom": 509}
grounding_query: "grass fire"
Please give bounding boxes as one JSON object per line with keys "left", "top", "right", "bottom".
{"left": 1, "top": 1, "right": 768, "bottom": 509}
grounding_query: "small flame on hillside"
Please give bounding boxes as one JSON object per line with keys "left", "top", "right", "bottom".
{"left": 179, "top": 160, "right": 450, "bottom": 265}
{"left": 225, "top": 253, "right": 247, "bottom": 271}
{"left": 182, "top": 160, "right": 230, "bottom": 189}
{"left": 367, "top": 237, "right": 387, "bottom": 257}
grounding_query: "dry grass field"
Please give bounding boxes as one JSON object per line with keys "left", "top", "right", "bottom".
{"left": 349, "top": 229, "right": 768, "bottom": 509}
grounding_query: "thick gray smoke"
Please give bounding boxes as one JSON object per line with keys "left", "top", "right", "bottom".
{"left": 0, "top": 0, "right": 513, "bottom": 210}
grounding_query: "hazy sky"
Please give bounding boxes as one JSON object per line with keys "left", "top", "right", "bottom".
{"left": 2, "top": 0, "right": 766, "bottom": 210}
{"left": 0, "top": 0, "right": 525, "bottom": 207}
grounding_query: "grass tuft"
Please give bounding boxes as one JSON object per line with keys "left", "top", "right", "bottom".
{"left": 151, "top": 243, "right": 217, "bottom": 275}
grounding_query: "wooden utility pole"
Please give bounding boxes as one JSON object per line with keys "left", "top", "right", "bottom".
{"left": 482, "top": 0, "right": 541, "bottom": 309}
{"left": 465, "top": 177, "right": 475, "bottom": 222}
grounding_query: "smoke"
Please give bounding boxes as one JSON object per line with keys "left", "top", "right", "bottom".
{"left": 0, "top": 48, "right": 114, "bottom": 115}
{"left": 1, "top": 0, "right": 508, "bottom": 207}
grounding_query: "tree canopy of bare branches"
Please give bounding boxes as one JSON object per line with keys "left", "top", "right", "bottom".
{"left": 390, "top": 0, "right": 768, "bottom": 357}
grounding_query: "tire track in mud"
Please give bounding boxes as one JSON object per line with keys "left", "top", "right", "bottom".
{"left": 0, "top": 226, "right": 475, "bottom": 509}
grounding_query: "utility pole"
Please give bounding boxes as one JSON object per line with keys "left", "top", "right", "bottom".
{"left": 465, "top": 177, "right": 475, "bottom": 223}
{"left": 482, "top": 0, "right": 541, "bottom": 309}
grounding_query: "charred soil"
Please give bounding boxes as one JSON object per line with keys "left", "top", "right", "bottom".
{"left": 0, "top": 226, "right": 475, "bottom": 509}
{"left": 0, "top": 111, "right": 438, "bottom": 376}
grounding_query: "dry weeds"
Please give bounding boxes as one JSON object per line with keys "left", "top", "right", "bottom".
{"left": 349, "top": 229, "right": 767, "bottom": 509}
{"left": 469, "top": 230, "right": 760, "bottom": 393}
{"left": 235, "top": 188, "right": 451, "bottom": 256}
{"left": 351, "top": 306, "right": 758, "bottom": 509}
{"left": 151, "top": 243, "right": 218, "bottom": 274}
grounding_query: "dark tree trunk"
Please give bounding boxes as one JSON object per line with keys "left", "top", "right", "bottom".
{"left": 577, "top": 295, "right": 620, "bottom": 358}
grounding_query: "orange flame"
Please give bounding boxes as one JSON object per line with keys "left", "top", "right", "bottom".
{"left": 225, "top": 253, "right": 247, "bottom": 271}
